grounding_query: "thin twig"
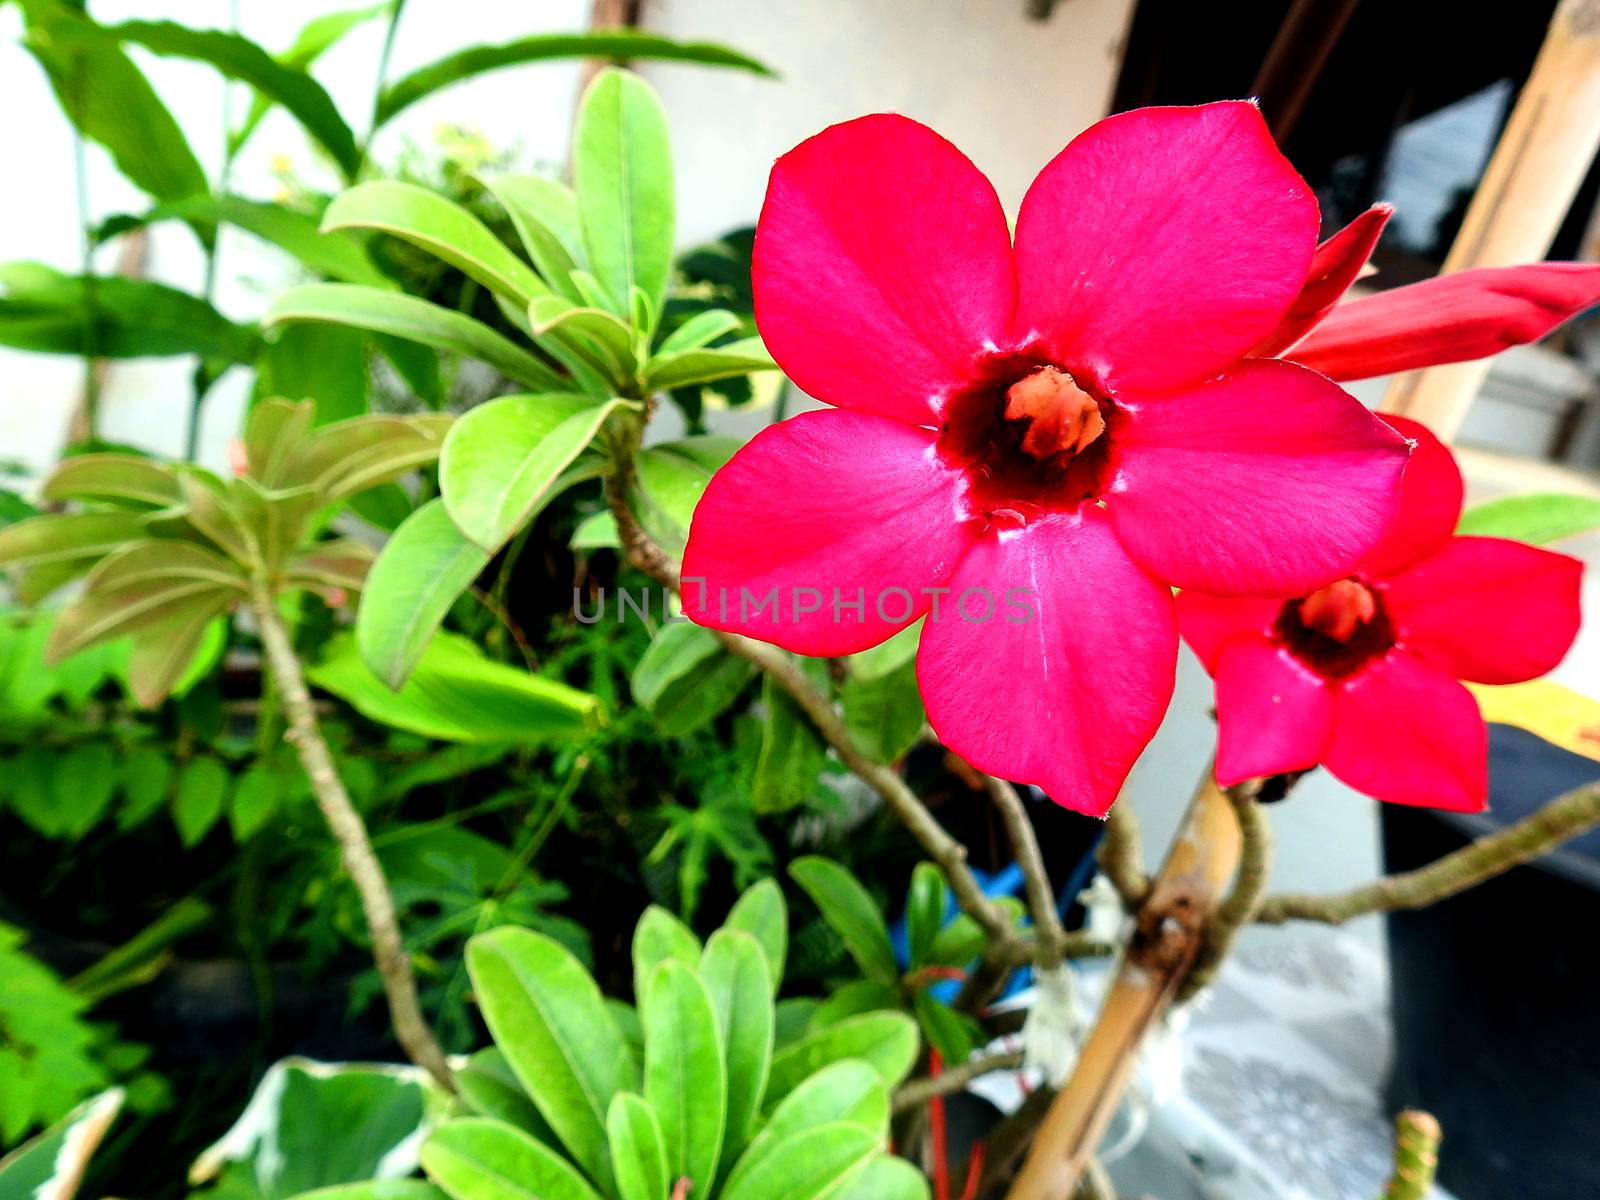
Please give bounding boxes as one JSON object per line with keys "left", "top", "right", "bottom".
{"left": 894, "top": 1048, "right": 1027, "bottom": 1114}
{"left": 1256, "top": 782, "right": 1600, "bottom": 925}
{"left": 1098, "top": 801, "right": 1149, "bottom": 910}
{"left": 985, "top": 774, "right": 1068, "bottom": 972}
{"left": 1382, "top": 1110, "right": 1443, "bottom": 1200}
{"left": 251, "top": 583, "right": 455, "bottom": 1092}
{"left": 1179, "top": 779, "right": 1272, "bottom": 1000}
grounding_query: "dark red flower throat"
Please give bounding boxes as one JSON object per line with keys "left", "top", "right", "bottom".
{"left": 938, "top": 361, "right": 1114, "bottom": 523}
{"left": 1275, "top": 578, "right": 1394, "bottom": 678}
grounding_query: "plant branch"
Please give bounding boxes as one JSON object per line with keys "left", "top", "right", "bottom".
{"left": 605, "top": 474, "right": 1016, "bottom": 945}
{"left": 1256, "top": 782, "right": 1600, "bottom": 925}
{"left": 1178, "top": 779, "right": 1272, "bottom": 1001}
{"left": 1098, "top": 800, "right": 1149, "bottom": 910}
{"left": 985, "top": 774, "right": 1068, "bottom": 972}
{"left": 250, "top": 582, "right": 455, "bottom": 1092}
{"left": 1382, "top": 1110, "right": 1442, "bottom": 1200}
{"left": 894, "top": 1047, "right": 1026, "bottom": 1115}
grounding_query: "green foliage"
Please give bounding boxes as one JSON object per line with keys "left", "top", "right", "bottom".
{"left": 841, "top": 660, "right": 926, "bottom": 765}
{"left": 630, "top": 624, "right": 754, "bottom": 736}
{"left": 0, "top": 1089, "right": 123, "bottom": 1200}
{"left": 1456, "top": 491, "right": 1600, "bottom": 544}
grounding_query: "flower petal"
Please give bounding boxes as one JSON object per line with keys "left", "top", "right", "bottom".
{"left": 1108, "top": 360, "right": 1409, "bottom": 596}
{"left": 1324, "top": 650, "right": 1487, "bottom": 811}
{"left": 1286, "top": 262, "right": 1600, "bottom": 380}
{"left": 1176, "top": 590, "right": 1282, "bottom": 672}
{"left": 752, "top": 114, "right": 1017, "bottom": 425}
{"left": 1251, "top": 204, "right": 1392, "bottom": 357}
{"left": 1362, "top": 415, "right": 1464, "bottom": 578}
{"left": 681, "top": 410, "right": 978, "bottom": 656}
{"left": 1379, "top": 535, "right": 1583, "bottom": 684}
{"left": 1012, "top": 101, "right": 1319, "bottom": 393}
{"left": 1213, "top": 637, "right": 1333, "bottom": 786}
{"left": 916, "top": 510, "right": 1177, "bottom": 817}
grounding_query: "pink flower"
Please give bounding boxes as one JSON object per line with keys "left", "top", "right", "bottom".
{"left": 682, "top": 102, "right": 1413, "bottom": 817}
{"left": 1179, "top": 416, "right": 1584, "bottom": 811}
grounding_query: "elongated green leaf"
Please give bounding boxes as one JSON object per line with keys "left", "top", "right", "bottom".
{"left": 478, "top": 174, "right": 584, "bottom": 300}
{"left": 0, "top": 512, "right": 144, "bottom": 569}
{"left": 422, "top": 1119, "right": 602, "bottom": 1200}
{"left": 173, "top": 755, "right": 229, "bottom": 846}
{"left": 642, "top": 959, "right": 725, "bottom": 1192}
{"left": 789, "top": 857, "right": 897, "bottom": 984}
{"left": 842, "top": 660, "right": 925, "bottom": 765}
{"left": 440, "top": 394, "right": 627, "bottom": 552}
{"left": 632, "top": 906, "right": 701, "bottom": 1005}
{"left": 325, "top": 182, "right": 546, "bottom": 306}
{"left": 0, "top": 1088, "right": 122, "bottom": 1200}
{"left": 752, "top": 666, "right": 828, "bottom": 814}
{"left": 764, "top": 1012, "right": 920, "bottom": 1107}
{"left": 630, "top": 623, "right": 753, "bottom": 735}
{"left": 658, "top": 309, "right": 742, "bottom": 354}
{"left": 606, "top": 1093, "right": 668, "bottom": 1200}
{"left": 377, "top": 30, "right": 774, "bottom": 127}
{"left": 1456, "top": 492, "right": 1600, "bottom": 544}
{"left": 286, "top": 537, "right": 376, "bottom": 599}
{"left": 355, "top": 500, "right": 489, "bottom": 690}
{"left": 90, "top": 539, "right": 247, "bottom": 593}
{"left": 47, "top": 569, "right": 237, "bottom": 665}
{"left": 645, "top": 338, "right": 775, "bottom": 391}
{"left": 178, "top": 472, "right": 254, "bottom": 564}
{"left": 42, "top": 454, "right": 182, "bottom": 509}
{"left": 310, "top": 632, "right": 602, "bottom": 743}
{"left": 455, "top": 1049, "right": 554, "bottom": 1142}
{"left": 632, "top": 437, "right": 740, "bottom": 551}
{"left": 0, "top": 262, "right": 259, "bottom": 363}
{"left": 265, "top": 284, "right": 568, "bottom": 392}
{"left": 109, "top": 20, "right": 360, "bottom": 178}
{"left": 228, "top": 763, "right": 282, "bottom": 841}
{"left": 808, "top": 981, "right": 900, "bottom": 1032}
{"left": 279, "top": 411, "right": 448, "bottom": 501}
{"left": 232, "top": 4, "right": 387, "bottom": 154}
{"left": 848, "top": 621, "right": 921, "bottom": 682}
{"left": 699, "top": 929, "right": 773, "bottom": 1158}
{"left": 905, "top": 863, "right": 946, "bottom": 971}
{"left": 20, "top": 9, "right": 206, "bottom": 205}
{"left": 720, "top": 1123, "right": 878, "bottom": 1200}
{"left": 102, "top": 195, "right": 390, "bottom": 287}
{"left": 721, "top": 1061, "right": 887, "bottom": 1198}
{"left": 465, "top": 928, "right": 636, "bottom": 1191}
{"left": 723, "top": 879, "right": 787, "bottom": 996}
{"left": 573, "top": 69, "right": 674, "bottom": 319}
{"left": 257, "top": 324, "right": 370, "bottom": 424}
{"left": 528, "top": 297, "right": 638, "bottom": 372}
{"left": 832, "top": 1155, "right": 931, "bottom": 1200}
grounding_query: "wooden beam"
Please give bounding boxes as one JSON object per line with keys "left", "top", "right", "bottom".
{"left": 1382, "top": 0, "right": 1600, "bottom": 441}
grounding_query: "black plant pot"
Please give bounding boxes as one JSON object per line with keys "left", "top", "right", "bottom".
{"left": 1382, "top": 724, "right": 1600, "bottom": 1200}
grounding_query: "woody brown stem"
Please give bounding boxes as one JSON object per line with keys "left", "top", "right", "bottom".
{"left": 893, "top": 1047, "right": 1027, "bottom": 1114}
{"left": 985, "top": 774, "right": 1068, "bottom": 972}
{"left": 251, "top": 582, "right": 455, "bottom": 1093}
{"left": 1178, "top": 779, "right": 1272, "bottom": 1001}
{"left": 1256, "top": 782, "right": 1600, "bottom": 925}
{"left": 1098, "top": 800, "right": 1150, "bottom": 910}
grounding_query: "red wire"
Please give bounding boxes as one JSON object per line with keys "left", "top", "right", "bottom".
{"left": 960, "top": 1141, "right": 988, "bottom": 1200}
{"left": 928, "top": 1049, "right": 949, "bottom": 1200}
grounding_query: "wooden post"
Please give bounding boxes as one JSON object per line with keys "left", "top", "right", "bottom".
{"left": 1382, "top": 0, "right": 1600, "bottom": 440}
{"left": 1004, "top": 773, "right": 1243, "bottom": 1199}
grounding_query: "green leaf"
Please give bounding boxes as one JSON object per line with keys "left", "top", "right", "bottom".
{"left": 356, "top": 500, "right": 490, "bottom": 690}
{"left": 761, "top": 1060, "right": 889, "bottom": 1142}
{"left": 264, "top": 284, "right": 569, "bottom": 393}
{"left": 422, "top": 1119, "right": 602, "bottom": 1200}
{"left": 752, "top": 665, "right": 828, "bottom": 814}
{"left": 527, "top": 297, "right": 639, "bottom": 380}
{"left": 927, "top": 914, "right": 987, "bottom": 969}
{"left": 841, "top": 660, "right": 925, "bottom": 765}
{"left": 52, "top": 742, "right": 117, "bottom": 839}
{"left": 309, "top": 632, "right": 602, "bottom": 743}
{"left": 477, "top": 174, "right": 585, "bottom": 301}
{"left": 125, "top": 611, "right": 226, "bottom": 708}
{"left": 658, "top": 309, "right": 743, "bottom": 355}
{"left": 764, "top": 1012, "right": 920, "bottom": 1108}
{"left": 257, "top": 324, "right": 370, "bottom": 425}
{"left": 719, "top": 1124, "right": 878, "bottom": 1200}
{"left": 440, "top": 394, "right": 629, "bottom": 552}
{"left": 294, "top": 1184, "right": 448, "bottom": 1200}
{"left": 277, "top": 411, "right": 449, "bottom": 501}
{"left": 699, "top": 929, "right": 773, "bottom": 1158}
{"left": 109, "top": 20, "right": 360, "bottom": 178}
{"left": 20, "top": 9, "right": 206, "bottom": 205}
{"left": 789, "top": 857, "right": 897, "bottom": 984}
{"left": 286, "top": 538, "right": 377, "bottom": 598}
{"left": 632, "top": 437, "right": 740, "bottom": 552}
{"left": 570, "top": 511, "right": 619, "bottom": 551}
{"left": 573, "top": 69, "right": 674, "bottom": 319}
{"left": 455, "top": 1049, "right": 554, "bottom": 1141}
{"left": 377, "top": 30, "right": 774, "bottom": 128}
{"left": 641, "top": 959, "right": 726, "bottom": 1192}
{"left": 324, "top": 182, "right": 546, "bottom": 306}
{"left": 46, "top": 546, "right": 241, "bottom": 665}
{"left": 632, "top": 906, "right": 701, "bottom": 1004}
{"left": 1456, "top": 491, "right": 1600, "bottom": 544}
{"left": 0, "top": 512, "right": 145, "bottom": 570}
{"left": 42, "top": 454, "right": 182, "bottom": 509}
{"left": 630, "top": 623, "right": 753, "bottom": 735}
{"left": 831, "top": 1155, "right": 931, "bottom": 1200}
{"left": 229, "top": 763, "right": 282, "bottom": 841}
{"left": 232, "top": 4, "right": 388, "bottom": 155}
{"left": 0, "top": 1088, "right": 122, "bottom": 1200}
{"left": 911, "top": 991, "right": 978, "bottom": 1066}
{"left": 905, "top": 863, "right": 946, "bottom": 971}
{"left": 173, "top": 756, "right": 229, "bottom": 847}
{"left": 848, "top": 621, "right": 922, "bottom": 682}
{"left": 606, "top": 1093, "right": 668, "bottom": 1200}
{"left": 644, "top": 338, "right": 776, "bottom": 391}
{"left": 119, "top": 747, "right": 173, "bottom": 830}
{"left": 808, "top": 981, "right": 900, "bottom": 1032}
{"left": 465, "top": 927, "right": 638, "bottom": 1190}
{"left": 722, "top": 879, "right": 787, "bottom": 996}
{"left": 0, "top": 262, "right": 259, "bottom": 363}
